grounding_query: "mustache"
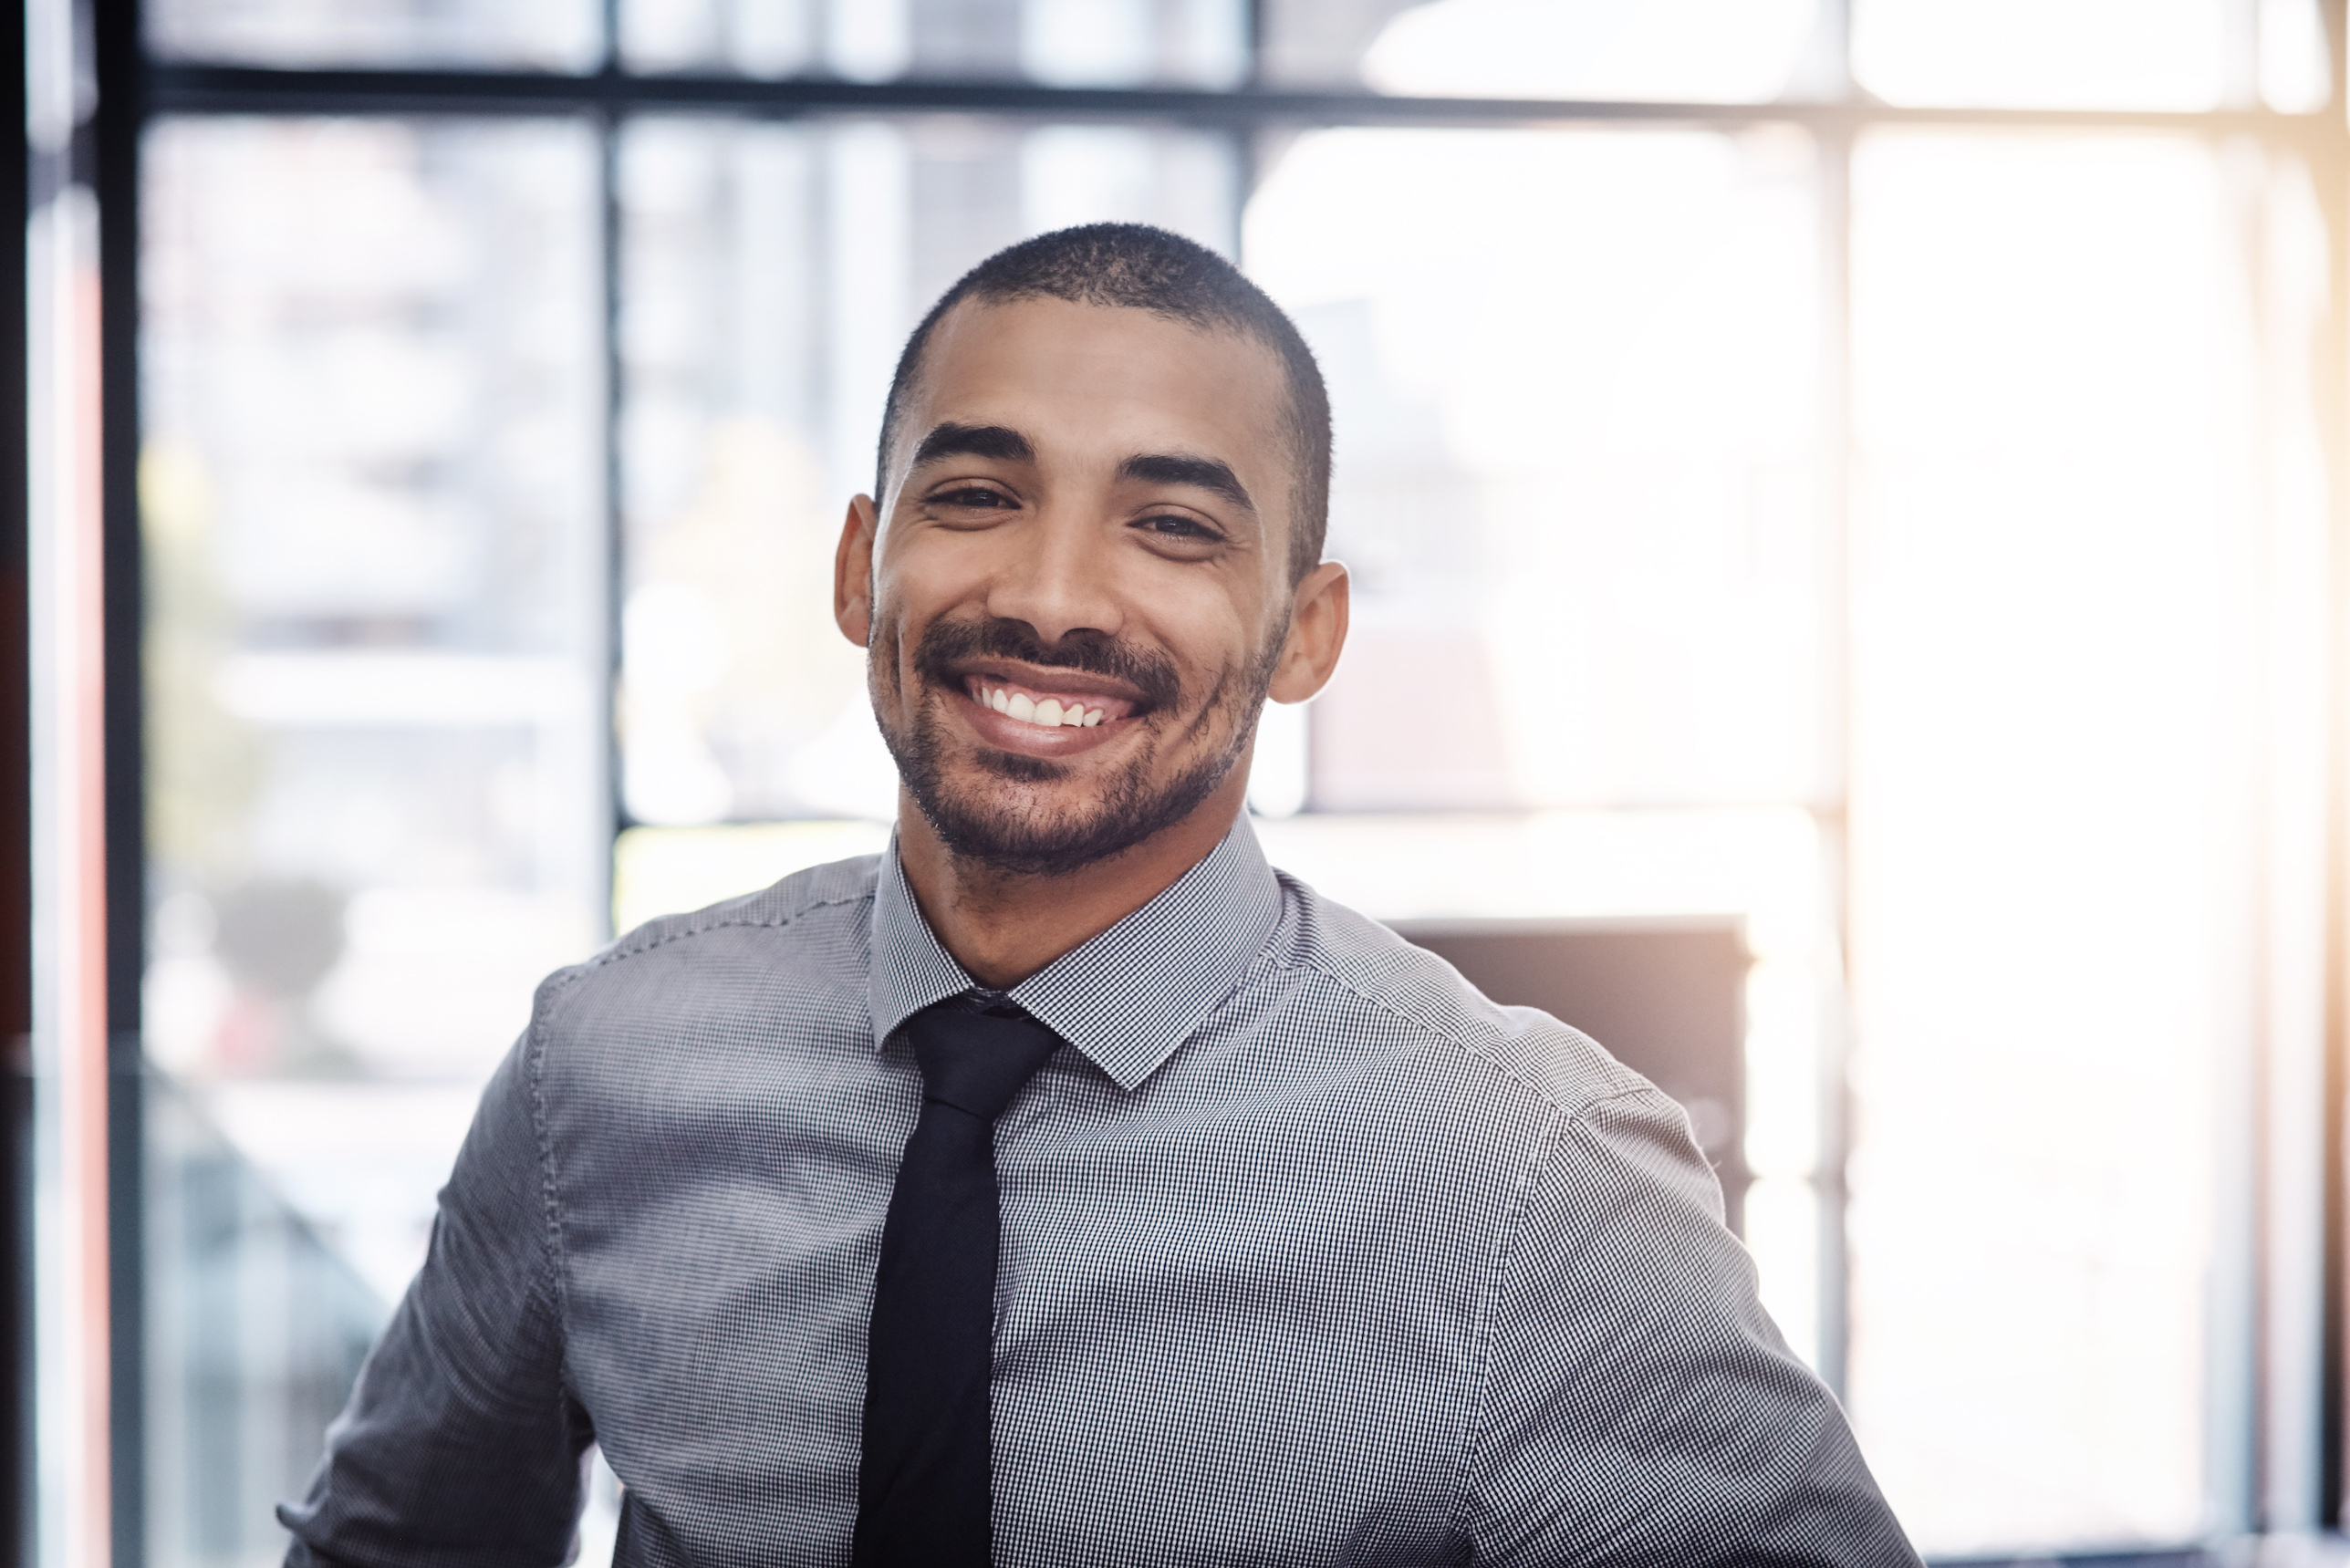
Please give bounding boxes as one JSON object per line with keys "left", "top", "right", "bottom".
{"left": 911, "top": 617, "right": 1182, "bottom": 711}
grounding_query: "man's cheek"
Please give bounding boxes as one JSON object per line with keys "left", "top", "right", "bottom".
{"left": 867, "top": 609, "right": 909, "bottom": 701}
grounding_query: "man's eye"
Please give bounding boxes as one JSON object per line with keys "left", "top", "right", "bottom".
{"left": 933, "top": 487, "right": 1013, "bottom": 508}
{"left": 1139, "top": 514, "right": 1221, "bottom": 542}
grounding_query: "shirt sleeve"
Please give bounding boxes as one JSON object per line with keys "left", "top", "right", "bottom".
{"left": 277, "top": 1012, "right": 593, "bottom": 1568}
{"left": 1462, "top": 1087, "right": 1921, "bottom": 1568}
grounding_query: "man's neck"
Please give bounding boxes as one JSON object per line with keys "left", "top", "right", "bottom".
{"left": 893, "top": 772, "right": 1252, "bottom": 990}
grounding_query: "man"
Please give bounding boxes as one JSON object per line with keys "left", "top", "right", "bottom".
{"left": 283, "top": 223, "right": 1918, "bottom": 1566}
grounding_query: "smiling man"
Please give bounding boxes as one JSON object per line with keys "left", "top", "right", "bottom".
{"left": 282, "top": 225, "right": 1918, "bottom": 1567}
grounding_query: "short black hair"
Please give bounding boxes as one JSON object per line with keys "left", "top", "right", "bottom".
{"left": 875, "top": 223, "right": 1332, "bottom": 583}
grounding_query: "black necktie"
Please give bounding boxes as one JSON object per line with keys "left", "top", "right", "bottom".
{"left": 854, "top": 1000, "right": 1060, "bottom": 1568}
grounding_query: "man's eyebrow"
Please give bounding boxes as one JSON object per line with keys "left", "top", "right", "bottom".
{"left": 908, "top": 421, "right": 1035, "bottom": 471}
{"left": 1118, "top": 452, "right": 1256, "bottom": 514}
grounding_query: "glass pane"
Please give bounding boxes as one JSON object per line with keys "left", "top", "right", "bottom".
{"left": 1261, "top": 0, "right": 1829, "bottom": 100}
{"left": 141, "top": 116, "right": 606, "bottom": 1563}
{"left": 1243, "top": 127, "right": 1825, "bottom": 811}
{"left": 1846, "top": 130, "right": 2318, "bottom": 1552}
{"left": 1853, "top": 0, "right": 2231, "bottom": 109}
{"left": 617, "top": 117, "right": 1237, "bottom": 827}
{"left": 2262, "top": 0, "right": 2332, "bottom": 113}
{"left": 148, "top": 0, "right": 601, "bottom": 70}
{"left": 619, "top": 0, "right": 1248, "bottom": 86}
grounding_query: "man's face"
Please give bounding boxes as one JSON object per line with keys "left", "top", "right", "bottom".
{"left": 836, "top": 296, "right": 1315, "bottom": 877}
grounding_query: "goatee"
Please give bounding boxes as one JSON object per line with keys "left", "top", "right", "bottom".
{"left": 873, "top": 615, "right": 1281, "bottom": 877}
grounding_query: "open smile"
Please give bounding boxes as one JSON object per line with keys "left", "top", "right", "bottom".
{"left": 949, "top": 663, "right": 1152, "bottom": 756}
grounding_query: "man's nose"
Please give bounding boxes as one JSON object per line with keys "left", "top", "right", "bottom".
{"left": 983, "top": 508, "right": 1124, "bottom": 647}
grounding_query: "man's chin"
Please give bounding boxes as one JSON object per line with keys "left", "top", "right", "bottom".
{"left": 906, "top": 753, "right": 1238, "bottom": 879}
{"left": 917, "top": 809, "right": 1139, "bottom": 878}
{"left": 908, "top": 779, "right": 1149, "bottom": 878}
{"left": 971, "top": 747, "right": 1072, "bottom": 785}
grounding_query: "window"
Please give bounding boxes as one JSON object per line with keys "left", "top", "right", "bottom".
{"left": 21, "top": 0, "right": 2349, "bottom": 1560}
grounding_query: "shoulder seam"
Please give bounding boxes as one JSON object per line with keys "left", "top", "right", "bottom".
{"left": 1446, "top": 1102, "right": 1565, "bottom": 1550}
{"left": 523, "top": 971, "right": 570, "bottom": 1392}
{"left": 1252, "top": 935, "right": 1593, "bottom": 1120}
{"left": 1448, "top": 1085, "right": 1706, "bottom": 1550}
{"left": 1563, "top": 1082, "right": 1670, "bottom": 1127}
{"left": 588, "top": 886, "right": 876, "bottom": 971}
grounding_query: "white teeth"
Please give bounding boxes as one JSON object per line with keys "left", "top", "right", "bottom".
{"left": 981, "top": 684, "right": 1111, "bottom": 730}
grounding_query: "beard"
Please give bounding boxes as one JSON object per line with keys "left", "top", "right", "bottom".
{"left": 872, "top": 612, "right": 1283, "bottom": 877}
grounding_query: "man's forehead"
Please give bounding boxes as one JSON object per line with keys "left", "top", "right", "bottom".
{"left": 895, "top": 296, "right": 1287, "bottom": 479}
{"left": 917, "top": 294, "right": 1284, "bottom": 398}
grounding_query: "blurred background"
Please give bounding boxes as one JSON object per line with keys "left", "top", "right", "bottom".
{"left": 15, "top": 0, "right": 2350, "bottom": 1563}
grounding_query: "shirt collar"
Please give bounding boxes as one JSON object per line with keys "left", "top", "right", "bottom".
{"left": 867, "top": 816, "right": 1282, "bottom": 1092}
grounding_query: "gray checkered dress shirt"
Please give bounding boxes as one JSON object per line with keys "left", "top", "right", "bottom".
{"left": 282, "top": 819, "right": 1919, "bottom": 1566}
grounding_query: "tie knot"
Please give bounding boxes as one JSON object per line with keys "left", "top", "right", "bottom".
{"left": 902, "top": 1002, "right": 1060, "bottom": 1121}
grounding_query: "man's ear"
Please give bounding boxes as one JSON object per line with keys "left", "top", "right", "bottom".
{"left": 1266, "top": 560, "right": 1349, "bottom": 704}
{"left": 834, "top": 494, "right": 880, "bottom": 648}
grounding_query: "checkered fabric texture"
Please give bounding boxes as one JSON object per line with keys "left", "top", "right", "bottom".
{"left": 281, "top": 820, "right": 1921, "bottom": 1567}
